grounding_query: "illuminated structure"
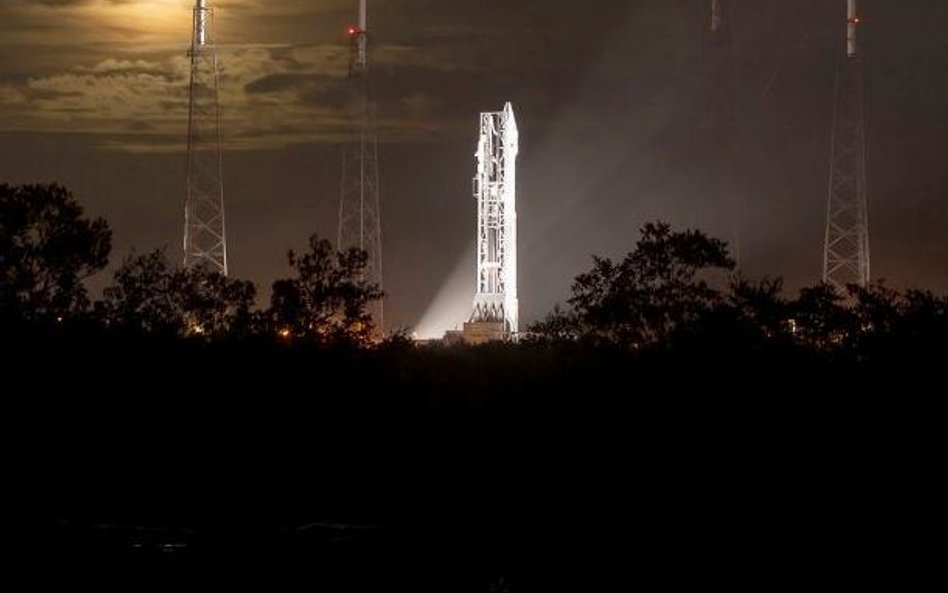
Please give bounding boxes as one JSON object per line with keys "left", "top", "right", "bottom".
{"left": 339, "top": 0, "right": 384, "bottom": 331}
{"left": 824, "top": 0, "right": 870, "bottom": 290}
{"left": 466, "top": 102, "right": 519, "bottom": 341}
{"left": 184, "top": 0, "right": 227, "bottom": 275}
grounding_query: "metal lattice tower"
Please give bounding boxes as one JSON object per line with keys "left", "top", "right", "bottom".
{"left": 823, "top": 0, "right": 870, "bottom": 290}
{"left": 184, "top": 0, "right": 227, "bottom": 275}
{"left": 471, "top": 102, "right": 519, "bottom": 335}
{"left": 339, "top": 0, "right": 384, "bottom": 331}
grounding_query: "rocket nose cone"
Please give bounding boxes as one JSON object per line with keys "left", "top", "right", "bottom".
{"left": 503, "top": 102, "right": 518, "bottom": 131}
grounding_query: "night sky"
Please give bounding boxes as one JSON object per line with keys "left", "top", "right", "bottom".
{"left": 1, "top": 0, "right": 945, "bottom": 335}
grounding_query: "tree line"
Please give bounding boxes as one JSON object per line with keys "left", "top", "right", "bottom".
{"left": 1, "top": 183, "right": 382, "bottom": 344}
{"left": 527, "top": 221, "right": 948, "bottom": 363}
{"left": 2, "top": 182, "right": 946, "bottom": 356}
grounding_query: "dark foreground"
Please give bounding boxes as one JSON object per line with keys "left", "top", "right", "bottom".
{"left": 7, "top": 325, "right": 939, "bottom": 590}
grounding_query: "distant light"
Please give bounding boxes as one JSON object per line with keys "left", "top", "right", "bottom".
{"left": 347, "top": 25, "right": 360, "bottom": 37}
{"left": 56, "top": 316, "right": 63, "bottom": 323}
{"left": 278, "top": 328, "right": 291, "bottom": 339}
{"left": 852, "top": 16, "right": 860, "bottom": 24}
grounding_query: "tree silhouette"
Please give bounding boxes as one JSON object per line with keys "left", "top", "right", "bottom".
{"left": 534, "top": 222, "right": 734, "bottom": 346}
{"left": 177, "top": 265, "right": 257, "bottom": 338}
{"left": 100, "top": 249, "right": 256, "bottom": 338}
{"left": 842, "top": 284, "right": 948, "bottom": 359}
{"left": 267, "top": 235, "right": 383, "bottom": 344}
{"left": 845, "top": 282, "right": 902, "bottom": 352}
{"left": 900, "top": 289, "right": 948, "bottom": 339}
{"left": 100, "top": 250, "right": 180, "bottom": 335}
{"left": 725, "top": 275, "right": 788, "bottom": 340}
{"left": 789, "top": 283, "right": 855, "bottom": 350}
{"left": 526, "top": 305, "right": 581, "bottom": 344}
{"left": 0, "top": 183, "right": 111, "bottom": 321}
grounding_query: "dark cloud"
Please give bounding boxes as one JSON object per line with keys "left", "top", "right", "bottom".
{"left": 244, "top": 73, "right": 331, "bottom": 95}
{"left": 266, "top": 47, "right": 315, "bottom": 72}
{"left": 21, "top": 87, "right": 81, "bottom": 101}
{"left": 25, "top": 0, "right": 91, "bottom": 6}
{"left": 126, "top": 120, "right": 155, "bottom": 132}
{"left": 245, "top": 72, "right": 352, "bottom": 110}
{"left": 21, "top": 0, "right": 137, "bottom": 7}
{"left": 298, "top": 84, "right": 351, "bottom": 111}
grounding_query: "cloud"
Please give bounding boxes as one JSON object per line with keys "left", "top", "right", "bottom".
{"left": 24, "top": 0, "right": 92, "bottom": 6}
{"left": 22, "top": 0, "right": 172, "bottom": 7}
{"left": 244, "top": 72, "right": 332, "bottom": 95}
{"left": 83, "top": 59, "right": 172, "bottom": 76}
{"left": 0, "top": 0, "right": 586, "bottom": 151}
{"left": 0, "top": 86, "right": 27, "bottom": 107}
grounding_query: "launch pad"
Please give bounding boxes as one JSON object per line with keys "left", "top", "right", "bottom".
{"left": 443, "top": 321, "right": 508, "bottom": 346}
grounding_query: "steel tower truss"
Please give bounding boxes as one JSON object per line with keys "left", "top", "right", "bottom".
{"left": 824, "top": 0, "right": 870, "bottom": 290}
{"left": 339, "top": 0, "right": 384, "bottom": 331}
{"left": 471, "top": 102, "right": 519, "bottom": 335}
{"left": 184, "top": 0, "right": 227, "bottom": 275}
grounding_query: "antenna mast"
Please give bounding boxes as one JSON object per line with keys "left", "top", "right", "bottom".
{"left": 823, "top": 0, "right": 870, "bottom": 290}
{"left": 339, "top": 0, "right": 384, "bottom": 332}
{"left": 184, "top": 0, "right": 227, "bottom": 275}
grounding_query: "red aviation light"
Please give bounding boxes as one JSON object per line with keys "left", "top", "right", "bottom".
{"left": 347, "top": 25, "right": 361, "bottom": 38}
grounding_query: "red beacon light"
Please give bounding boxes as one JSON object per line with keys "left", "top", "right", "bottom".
{"left": 347, "top": 25, "right": 361, "bottom": 38}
